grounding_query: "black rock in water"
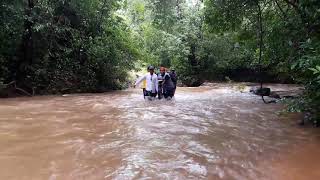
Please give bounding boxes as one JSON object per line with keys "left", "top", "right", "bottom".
{"left": 250, "top": 87, "right": 271, "bottom": 96}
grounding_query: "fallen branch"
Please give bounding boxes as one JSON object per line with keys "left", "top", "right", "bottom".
{"left": 16, "top": 87, "right": 32, "bottom": 97}
{"left": 0, "top": 81, "right": 33, "bottom": 97}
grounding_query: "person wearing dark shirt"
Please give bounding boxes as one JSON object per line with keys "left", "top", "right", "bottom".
{"left": 169, "top": 68, "right": 177, "bottom": 95}
{"left": 158, "top": 67, "right": 175, "bottom": 99}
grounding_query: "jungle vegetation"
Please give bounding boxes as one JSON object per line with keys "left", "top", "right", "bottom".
{"left": 1, "top": 0, "right": 319, "bottom": 120}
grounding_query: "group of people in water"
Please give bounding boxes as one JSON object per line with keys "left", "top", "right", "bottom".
{"left": 134, "top": 66, "right": 177, "bottom": 100}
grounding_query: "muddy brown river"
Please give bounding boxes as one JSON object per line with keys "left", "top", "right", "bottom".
{"left": 0, "top": 83, "right": 319, "bottom": 180}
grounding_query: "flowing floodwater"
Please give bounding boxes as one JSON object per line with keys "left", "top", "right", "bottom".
{"left": 0, "top": 83, "right": 319, "bottom": 180}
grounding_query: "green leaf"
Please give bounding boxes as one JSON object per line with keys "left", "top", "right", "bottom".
{"left": 309, "top": 68, "right": 318, "bottom": 73}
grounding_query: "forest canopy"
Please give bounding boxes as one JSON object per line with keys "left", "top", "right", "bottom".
{"left": 0, "top": 0, "right": 319, "bottom": 119}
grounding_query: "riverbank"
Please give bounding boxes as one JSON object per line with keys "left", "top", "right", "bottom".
{"left": 201, "top": 82, "right": 304, "bottom": 98}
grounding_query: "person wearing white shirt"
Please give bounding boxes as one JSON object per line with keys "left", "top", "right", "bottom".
{"left": 134, "top": 66, "right": 159, "bottom": 98}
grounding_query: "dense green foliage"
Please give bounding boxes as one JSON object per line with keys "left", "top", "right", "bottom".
{"left": 1, "top": 0, "right": 319, "bottom": 121}
{"left": 202, "top": 0, "right": 320, "bottom": 121}
{"left": 210, "top": 0, "right": 320, "bottom": 122}
{"left": 124, "top": 0, "right": 320, "bottom": 121}
{"left": 124, "top": 0, "right": 319, "bottom": 84}
{"left": 0, "top": 0, "right": 138, "bottom": 94}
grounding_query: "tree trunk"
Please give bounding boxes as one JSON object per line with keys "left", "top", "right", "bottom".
{"left": 23, "top": 0, "right": 34, "bottom": 65}
{"left": 17, "top": 0, "right": 35, "bottom": 85}
{"left": 257, "top": 2, "right": 263, "bottom": 89}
